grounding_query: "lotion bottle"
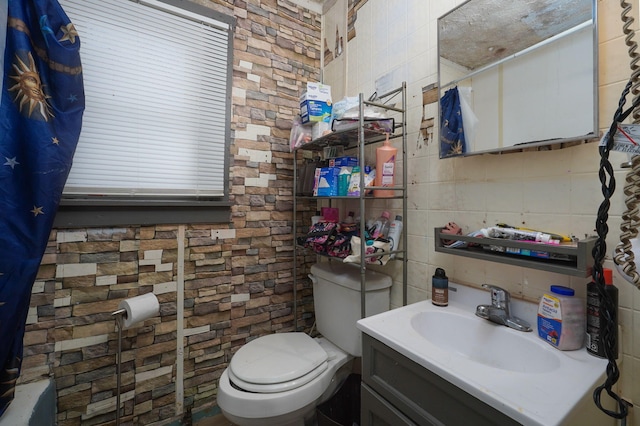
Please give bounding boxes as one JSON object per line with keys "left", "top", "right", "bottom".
{"left": 374, "top": 133, "right": 397, "bottom": 197}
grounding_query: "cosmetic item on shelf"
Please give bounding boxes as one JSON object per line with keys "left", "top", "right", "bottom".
{"left": 341, "top": 211, "right": 357, "bottom": 234}
{"left": 338, "top": 166, "right": 352, "bottom": 196}
{"left": 300, "top": 157, "right": 320, "bottom": 196}
{"left": 586, "top": 268, "right": 618, "bottom": 358}
{"left": 374, "top": 133, "right": 397, "bottom": 197}
{"left": 347, "top": 166, "right": 361, "bottom": 196}
{"left": 343, "top": 211, "right": 355, "bottom": 224}
{"left": 311, "top": 211, "right": 324, "bottom": 225}
{"left": 364, "top": 166, "right": 376, "bottom": 195}
{"left": 388, "top": 215, "right": 403, "bottom": 258}
{"left": 321, "top": 207, "right": 340, "bottom": 223}
{"left": 371, "top": 211, "right": 391, "bottom": 239}
{"left": 482, "top": 226, "right": 559, "bottom": 245}
{"left": 495, "top": 223, "right": 572, "bottom": 243}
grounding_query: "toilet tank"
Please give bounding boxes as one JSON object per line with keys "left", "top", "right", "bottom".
{"left": 309, "top": 262, "right": 392, "bottom": 357}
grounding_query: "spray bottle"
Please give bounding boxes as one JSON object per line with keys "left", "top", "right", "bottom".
{"left": 586, "top": 268, "right": 618, "bottom": 358}
{"left": 432, "top": 268, "right": 448, "bottom": 307}
{"left": 371, "top": 211, "right": 391, "bottom": 239}
{"left": 387, "top": 215, "right": 403, "bottom": 258}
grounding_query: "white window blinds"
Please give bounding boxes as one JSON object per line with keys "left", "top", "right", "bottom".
{"left": 60, "top": 0, "right": 230, "bottom": 198}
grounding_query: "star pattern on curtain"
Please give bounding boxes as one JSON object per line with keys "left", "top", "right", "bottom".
{"left": 0, "top": 0, "right": 84, "bottom": 416}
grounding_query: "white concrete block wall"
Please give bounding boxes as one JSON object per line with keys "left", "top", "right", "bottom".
{"left": 325, "top": 0, "right": 640, "bottom": 424}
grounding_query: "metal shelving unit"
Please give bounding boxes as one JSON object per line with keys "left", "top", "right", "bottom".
{"left": 293, "top": 83, "right": 408, "bottom": 327}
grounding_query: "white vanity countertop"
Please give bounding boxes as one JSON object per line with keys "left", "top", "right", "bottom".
{"left": 356, "top": 283, "right": 609, "bottom": 426}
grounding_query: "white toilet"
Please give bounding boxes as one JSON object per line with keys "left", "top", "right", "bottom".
{"left": 217, "top": 262, "right": 392, "bottom": 426}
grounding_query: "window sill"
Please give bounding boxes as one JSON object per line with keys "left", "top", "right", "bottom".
{"left": 54, "top": 198, "right": 232, "bottom": 228}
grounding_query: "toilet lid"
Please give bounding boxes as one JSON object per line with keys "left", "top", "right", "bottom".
{"left": 229, "top": 333, "right": 328, "bottom": 393}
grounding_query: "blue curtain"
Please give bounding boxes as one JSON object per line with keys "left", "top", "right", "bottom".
{"left": 439, "top": 87, "right": 466, "bottom": 158}
{"left": 0, "top": 0, "right": 84, "bottom": 415}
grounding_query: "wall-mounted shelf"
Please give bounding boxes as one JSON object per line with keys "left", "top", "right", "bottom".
{"left": 434, "top": 227, "right": 596, "bottom": 277}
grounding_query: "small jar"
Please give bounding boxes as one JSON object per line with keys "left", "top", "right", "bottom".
{"left": 537, "top": 285, "right": 585, "bottom": 350}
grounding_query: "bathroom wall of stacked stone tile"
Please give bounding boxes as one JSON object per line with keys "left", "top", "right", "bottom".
{"left": 326, "top": 1, "right": 640, "bottom": 425}
{"left": 18, "top": 1, "right": 322, "bottom": 424}
{"left": 18, "top": 0, "right": 640, "bottom": 425}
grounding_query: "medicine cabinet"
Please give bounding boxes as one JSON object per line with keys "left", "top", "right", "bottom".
{"left": 437, "top": 0, "right": 598, "bottom": 156}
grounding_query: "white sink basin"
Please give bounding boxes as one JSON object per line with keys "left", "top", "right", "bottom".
{"left": 357, "top": 283, "right": 611, "bottom": 426}
{"left": 410, "top": 310, "right": 561, "bottom": 373}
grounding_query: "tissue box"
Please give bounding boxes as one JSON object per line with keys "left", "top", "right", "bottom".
{"left": 314, "top": 167, "right": 340, "bottom": 197}
{"left": 329, "top": 156, "right": 358, "bottom": 167}
{"left": 300, "top": 83, "right": 332, "bottom": 124}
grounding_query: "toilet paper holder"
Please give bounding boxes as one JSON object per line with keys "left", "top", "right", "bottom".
{"left": 112, "top": 308, "right": 127, "bottom": 426}
{"left": 111, "top": 293, "right": 160, "bottom": 425}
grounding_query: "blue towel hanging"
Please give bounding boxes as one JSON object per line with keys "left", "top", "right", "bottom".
{"left": 439, "top": 87, "right": 466, "bottom": 158}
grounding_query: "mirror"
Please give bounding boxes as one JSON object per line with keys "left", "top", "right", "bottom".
{"left": 437, "top": 0, "right": 598, "bottom": 158}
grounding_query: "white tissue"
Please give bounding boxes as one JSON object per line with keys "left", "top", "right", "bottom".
{"left": 118, "top": 293, "right": 159, "bottom": 329}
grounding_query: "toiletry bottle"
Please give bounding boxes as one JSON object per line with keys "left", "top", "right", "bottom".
{"left": 387, "top": 215, "right": 403, "bottom": 258}
{"left": 296, "top": 159, "right": 309, "bottom": 195}
{"left": 586, "top": 268, "right": 618, "bottom": 358}
{"left": 363, "top": 165, "right": 375, "bottom": 195}
{"left": 340, "top": 211, "right": 357, "bottom": 234}
{"left": 311, "top": 211, "right": 324, "bottom": 225}
{"left": 537, "top": 285, "right": 585, "bottom": 350}
{"left": 343, "top": 211, "right": 355, "bottom": 224}
{"left": 374, "top": 133, "right": 397, "bottom": 197}
{"left": 372, "top": 211, "right": 391, "bottom": 239}
{"left": 338, "top": 166, "right": 351, "bottom": 196}
{"left": 302, "top": 157, "right": 320, "bottom": 196}
{"left": 347, "top": 166, "right": 361, "bottom": 196}
{"left": 432, "top": 268, "right": 448, "bottom": 307}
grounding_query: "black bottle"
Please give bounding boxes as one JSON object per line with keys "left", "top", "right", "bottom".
{"left": 586, "top": 268, "right": 618, "bottom": 358}
{"left": 432, "top": 268, "right": 448, "bottom": 307}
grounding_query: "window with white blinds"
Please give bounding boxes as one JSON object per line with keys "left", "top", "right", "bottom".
{"left": 60, "top": 0, "right": 232, "bottom": 199}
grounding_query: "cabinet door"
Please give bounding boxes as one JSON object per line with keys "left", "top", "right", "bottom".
{"left": 362, "top": 334, "right": 520, "bottom": 426}
{"left": 361, "top": 382, "right": 419, "bottom": 426}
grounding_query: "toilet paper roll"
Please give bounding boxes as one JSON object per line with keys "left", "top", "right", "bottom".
{"left": 118, "top": 293, "right": 159, "bottom": 329}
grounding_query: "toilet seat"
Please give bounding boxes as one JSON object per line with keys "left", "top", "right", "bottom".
{"left": 218, "top": 336, "right": 353, "bottom": 426}
{"left": 228, "top": 333, "right": 328, "bottom": 393}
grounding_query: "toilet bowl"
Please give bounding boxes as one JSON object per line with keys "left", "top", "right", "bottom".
{"left": 217, "top": 262, "right": 392, "bottom": 426}
{"left": 217, "top": 334, "right": 352, "bottom": 426}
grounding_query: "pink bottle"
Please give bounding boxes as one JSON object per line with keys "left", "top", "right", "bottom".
{"left": 374, "top": 133, "right": 397, "bottom": 197}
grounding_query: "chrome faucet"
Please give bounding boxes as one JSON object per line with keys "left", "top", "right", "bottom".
{"left": 475, "top": 284, "right": 532, "bottom": 332}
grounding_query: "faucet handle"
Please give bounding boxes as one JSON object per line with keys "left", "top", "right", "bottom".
{"left": 481, "top": 284, "right": 510, "bottom": 308}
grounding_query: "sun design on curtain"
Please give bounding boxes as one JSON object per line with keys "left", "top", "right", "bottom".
{"left": 8, "top": 51, "right": 53, "bottom": 120}
{"left": 0, "top": 0, "right": 84, "bottom": 416}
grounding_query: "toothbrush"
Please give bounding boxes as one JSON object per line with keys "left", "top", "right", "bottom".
{"left": 495, "top": 223, "right": 573, "bottom": 243}
{"left": 483, "top": 227, "right": 559, "bottom": 244}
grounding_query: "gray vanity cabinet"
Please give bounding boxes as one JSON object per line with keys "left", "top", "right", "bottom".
{"left": 360, "top": 333, "right": 521, "bottom": 426}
